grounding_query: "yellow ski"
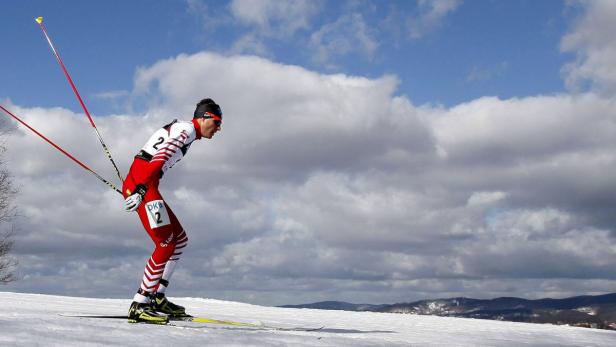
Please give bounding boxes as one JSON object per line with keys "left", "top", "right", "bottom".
{"left": 172, "top": 316, "right": 260, "bottom": 327}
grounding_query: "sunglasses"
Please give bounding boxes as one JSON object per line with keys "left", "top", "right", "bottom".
{"left": 204, "top": 112, "right": 222, "bottom": 126}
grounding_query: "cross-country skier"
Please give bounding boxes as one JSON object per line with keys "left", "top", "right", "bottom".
{"left": 123, "top": 98, "right": 222, "bottom": 324}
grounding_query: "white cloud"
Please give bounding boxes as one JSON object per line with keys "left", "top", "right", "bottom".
{"left": 185, "top": 1, "right": 459, "bottom": 67}
{"left": 93, "top": 90, "right": 129, "bottom": 100}
{"left": 309, "top": 13, "right": 379, "bottom": 66}
{"left": 229, "top": 33, "right": 270, "bottom": 56}
{"left": 561, "top": 0, "right": 616, "bottom": 94}
{"left": 429, "top": 94, "right": 616, "bottom": 162}
{"left": 4, "top": 48, "right": 616, "bottom": 304}
{"left": 408, "top": 0, "right": 462, "bottom": 39}
{"left": 467, "top": 191, "right": 506, "bottom": 207}
{"left": 230, "top": 0, "right": 321, "bottom": 38}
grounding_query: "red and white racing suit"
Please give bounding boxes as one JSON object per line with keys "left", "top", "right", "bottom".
{"left": 123, "top": 118, "right": 203, "bottom": 301}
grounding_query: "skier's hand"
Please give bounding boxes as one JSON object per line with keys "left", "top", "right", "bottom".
{"left": 125, "top": 184, "right": 147, "bottom": 212}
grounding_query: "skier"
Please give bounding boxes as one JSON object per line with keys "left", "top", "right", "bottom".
{"left": 123, "top": 98, "right": 222, "bottom": 324}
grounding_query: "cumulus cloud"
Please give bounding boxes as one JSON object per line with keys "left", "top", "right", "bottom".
{"left": 3, "top": 37, "right": 616, "bottom": 304}
{"left": 3, "top": 2, "right": 616, "bottom": 304}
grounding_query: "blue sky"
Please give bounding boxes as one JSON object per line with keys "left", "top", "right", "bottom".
{"left": 3, "top": 1, "right": 616, "bottom": 306}
{"left": 2, "top": 1, "right": 575, "bottom": 115}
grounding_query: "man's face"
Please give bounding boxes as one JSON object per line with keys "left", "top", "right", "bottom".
{"left": 200, "top": 118, "right": 221, "bottom": 139}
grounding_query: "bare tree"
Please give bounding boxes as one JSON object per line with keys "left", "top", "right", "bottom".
{"left": 0, "top": 124, "right": 17, "bottom": 283}
{"left": 0, "top": 230, "right": 16, "bottom": 283}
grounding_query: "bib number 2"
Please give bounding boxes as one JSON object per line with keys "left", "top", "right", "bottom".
{"left": 145, "top": 200, "right": 170, "bottom": 229}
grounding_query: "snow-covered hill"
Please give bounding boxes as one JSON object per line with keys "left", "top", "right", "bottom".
{"left": 1, "top": 292, "right": 615, "bottom": 346}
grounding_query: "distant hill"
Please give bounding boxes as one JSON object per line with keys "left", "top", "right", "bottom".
{"left": 280, "top": 293, "right": 616, "bottom": 330}
{"left": 281, "top": 300, "right": 386, "bottom": 311}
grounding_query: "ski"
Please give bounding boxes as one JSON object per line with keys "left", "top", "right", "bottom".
{"left": 170, "top": 315, "right": 261, "bottom": 327}
{"left": 59, "top": 314, "right": 255, "bottom": 327}
{"left": 174, "top": 316, "right": 324, "bottom": 331}
{"left": 173, "top": 317, "right": 324, "bottom": 332}
{"left": 59, "top": 314, "right": 324, "bottom": 331}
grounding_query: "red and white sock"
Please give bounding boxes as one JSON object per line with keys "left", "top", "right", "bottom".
{"left": 133, "top": 257, "right": 166, "bottom": 303}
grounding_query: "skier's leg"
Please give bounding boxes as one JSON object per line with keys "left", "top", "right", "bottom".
{"left": 127, "top": 195, "right": 175, "bottom": 323}
{"left": 146, "top": 205, "right": 190, "bottom": 316}
{"left": 156, "top": 207, "right": 188, "bottom": 295}
{"left": 132, "top": 189, "right": 179, "bottom": 303}
{"left": 123, "top": 164, "right": 169, "bottom": 324}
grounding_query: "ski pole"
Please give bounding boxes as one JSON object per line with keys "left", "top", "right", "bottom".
{"left": 0, "top": 104, "right": 122, "bottom": 195}
{"left": 35, "top": 16, "right": 124, "bottom": 184}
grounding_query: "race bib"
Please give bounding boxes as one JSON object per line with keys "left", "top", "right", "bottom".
{"left": 145, "top": 200, "right": 170, "bottom": 229}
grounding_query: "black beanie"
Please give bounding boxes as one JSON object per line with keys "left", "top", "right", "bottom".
{"left": 194, "top": 98, "right": 222, "bottom": 119}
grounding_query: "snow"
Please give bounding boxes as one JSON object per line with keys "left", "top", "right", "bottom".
{"left": 576, "top": 307, "right": 597, "bottom": 316}
{"left": 1, "top": 292, "right": 616, "bottom": 346}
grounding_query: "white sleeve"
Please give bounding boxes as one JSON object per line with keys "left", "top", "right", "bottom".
{"left": 151, "top": 122, "right": 196, "bottom": 167}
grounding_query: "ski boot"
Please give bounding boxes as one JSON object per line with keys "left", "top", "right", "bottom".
{"left": 128, "top": 301, "right": 169, "bottom": 324}
{"left": 153, "top": 292, "right": 190, "bottom": 318}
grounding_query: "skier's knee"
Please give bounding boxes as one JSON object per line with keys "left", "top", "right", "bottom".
{"left": 175, "top": 229, "right": 188, "bottom": 250}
